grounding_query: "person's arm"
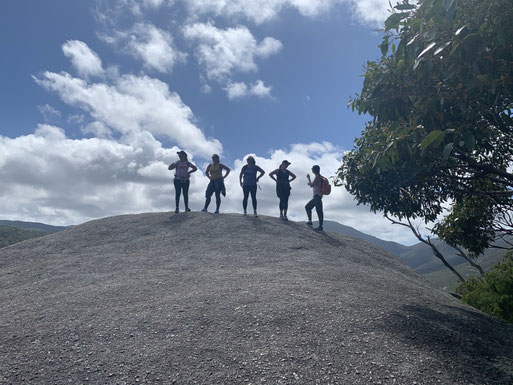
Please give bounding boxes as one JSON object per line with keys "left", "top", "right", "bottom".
{"left": 256, "top": 167, "right": 265, "bottom": 182}
{"left": 312, "top": 175, "right": 321, "bottom": 188}
{"left": 205, "top": 164, "right": 212, "bottom": 180}
{"left": 288, "top": 171, "right": 297, "bottom": 182}
{"left": 239, "top": 166, "right": 245, "bottom": 187}
{"left": 269, "top": 169, "right": 278, "bottom": 182}
{"left": 168, "top": 162, "right": 177, "bottom": 170}
{"left": 307, "top": 173, "right": 312, "bottom": 187}
{"left": 188, "top": 162, "right": 198, "bottom": 175}
{"left": 221, "top": 164, "right": 230, "bottom": 179}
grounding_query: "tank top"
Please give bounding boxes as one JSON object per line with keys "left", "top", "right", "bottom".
{"left": 242, "top": 165, "right": 262, "bottom": 186}
{"left": 174, "top": 161, "right": 191, "bottom": 180}
{"left": 276, "top": 169, "right": 290, "bottom": 184}
{"left": 209, "top": 163, "right": 222, "bottom": 180}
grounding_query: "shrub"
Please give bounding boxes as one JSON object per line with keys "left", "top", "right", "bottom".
{"left": 456, "top": 252, "right": 513, "bottom": 323}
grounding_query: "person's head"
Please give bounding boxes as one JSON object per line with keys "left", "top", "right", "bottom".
{"left": 280, "top": 160, "right": 291, "bottom": 170}
{"left": 212, "top": 154, "right": 220, "bottom": 164}
{"left": 246, "top": 156, "right": 256, "bottom": 166}
{"left": 311, "top": 165, "right": 320, "bottom": 175}
{"left": 177, "top": 150, "right": 188, "bottom": 161}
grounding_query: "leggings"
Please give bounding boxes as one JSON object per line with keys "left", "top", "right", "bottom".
{"left": 277, "top": 184, "right": 290, "bottom": 212}
{"left": 242, "top": 185, "right": 257, "bottom": 211}
{"left": 279, "top": 194, "right": 290, "bottom": 211}
{"left": 204, "top": 180, "right": 222, "bottom": 210}
{"left": 174, "top": 179, "right": 190, "bottom": 209}
{"left": 305, "top": 195, "right": 323, "bottom": 226}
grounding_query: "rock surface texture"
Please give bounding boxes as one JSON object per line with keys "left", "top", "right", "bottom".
{"left": 1, "top": 212, "right": 512, "bottom": 385}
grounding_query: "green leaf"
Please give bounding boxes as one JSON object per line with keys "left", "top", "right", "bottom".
{"left": 455, "top": 26, "right": 466, "bottom": 36}
{"left": 463, "top": 131, "right": 475, "bottom": 150}
{"left": 442, "top": 142, "right": 454, "bottom": 161}
{"left": 417, "top": 42, "right": 437, "bottom": 60}
{"left": 434, "top": 41, "right": 452, "bottom": 55}
{"left": 421, "top": 130, "right": 446, "bottom": 150}
{"left": 395, "top": 3, "right": 416, "bottom": 10}
{"left": 385, "top": 12, "right": 409, "bottom": 31}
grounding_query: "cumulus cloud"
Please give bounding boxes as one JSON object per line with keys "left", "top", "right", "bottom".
{"left": 62, "top": 40, "right": 104, "bottom": 78}
{"left": 347, "top": 0, "right": 396, "bottom": 26}
{"left": 0, "top": 132, "right": 417, "bottom": 244}
{"left": 184, "top": 0, "right": 343, "bottom": 24}
{"left": 225, "top": 80, "right": 273, "bottom": 100}
{"left": 0, "top": 125, "right": 189, "bottom": 225}
{"left": 183, "top": 22, "right": 282, "bottom": 82}
{"left": 101, "top": 23, "right": 187, "bottom": 73}
{"left": 33, "top": 70, "right": 222, "bottom": 158}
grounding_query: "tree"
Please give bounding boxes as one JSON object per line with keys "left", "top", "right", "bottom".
{"left": 339, "top": 0, "right": 513, "bottom": 255}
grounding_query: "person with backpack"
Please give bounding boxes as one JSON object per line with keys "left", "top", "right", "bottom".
{"left": 305, "top": 164, "right": 330, "bottom": 231}
{"left": 168, "top": 150, "right": 198, "bottom": 213}
{"left": 269, "top": 160, "right": 296, "bottom": 220}
{"left": 202, "top": 154, "right": 230, "bottom": 213}
{"left": 239, "top": 156, "right": 265, "bottom": 217}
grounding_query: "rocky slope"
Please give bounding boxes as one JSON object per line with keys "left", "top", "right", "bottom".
{"left": 1, "top": 212, "right": 512, "bottom": 384}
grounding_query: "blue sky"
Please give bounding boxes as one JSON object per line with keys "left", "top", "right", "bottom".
{"left": 0, "top": 0, "right": 421, "bottom": 244}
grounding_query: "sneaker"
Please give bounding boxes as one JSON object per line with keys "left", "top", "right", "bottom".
{"left": 279, "top": 214, "right": 284, "bottom": 219}
{"left": 283, "top": 215, "right": 288, "bottom": 221}
{"left": 315, "top": 226, "right": 324, "bottom": 232}
{"left": 243, "top": 210, "right": 247, "bottom": 216}
{"left": 306, "top": 221, "right": 313, "bottom": 226}
{"left": 201, "top": 208, "right": 207, "bottom": 212}
{"left": 175, "top": 208, "right": 179, "bottom": 213}
{"left": 254, "top": 211, "right": 258, "bottom": 217}
{"left": 185, "top": 207, "right": 191, "bottom": 212}
{"left": 214, "top": 210, "right": 219, "bottom": 214}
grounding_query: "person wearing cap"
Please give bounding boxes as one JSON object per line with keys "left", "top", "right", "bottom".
{"left": 168, "top": 150, "right": 198, "bottom": 213}
{"left": 305, "top": 165, "right": 324, "bottom": 231}
{"left": 202, "top": 154, "right": 230, "bottom": 213}
{"left": 239, "top": 156, "right": 265, "bottom": 217}
{"left": 269, "top": 160, "right": 296, "bottom": 220}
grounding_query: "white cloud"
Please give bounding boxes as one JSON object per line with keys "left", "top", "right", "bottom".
{"left": 102, "top": 23, "right": 187, "bottom": 73}
{"left": 0, "top": 132, "right": 418, "bottom": 244}
{"left": 62, "top": 40, "right": 104, "bottom": 78}
{"left": 0, "top": 125, "right": 188, "bottom": 225}
{"left": 81, "top": 121, "right": 113, "bottom": 138}
{"left": 38, "top": 104, "right": 62, "bottom": 122}
{"left": 183, "top": 22, "right": 282, "bottom": 82}
{"left": 184, "top": 0, "right": 343, "bottom": 24}
{"left": 34, "top": 70, "right": 222, "bottom": 158}
{"left": 224, "top": 80, "right": 273, "bottom": 100}
{"left": 347, "top": 0, "right": 395, "bottom": 26}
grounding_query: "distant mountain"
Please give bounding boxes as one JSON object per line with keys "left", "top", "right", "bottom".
{"left": 320, "top": 221, "right": 409, "bottom": 257}
{"left": 0, "top": 220, "right": 68, "bottom": 249}
{"left": 317, "top": 220, "right": 508, "bottom": 277}
{"left": 0, "top": 220, "right": 67, "bottom": 234}
{"left": 0, "top": 225, "right": 48, "bottom": 248}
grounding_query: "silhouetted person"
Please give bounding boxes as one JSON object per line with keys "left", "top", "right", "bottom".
{"left": 305, "top": 165, "right": 324, "bottom": 231}
{"left": 269, "top": 160, "right": 296, "bottom": 220}
{"left": 239, "top": 156, "right": 265, "bottom": 217}
{"left": 168, "top": 150, "right": 197, "bottom": 213}
{"left": 202, "top": 154, "right": 230, "bottom": 213}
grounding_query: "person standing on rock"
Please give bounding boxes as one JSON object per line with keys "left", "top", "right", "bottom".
{"left": 305, "top": 165, "right": 324, "bottom": 231}
{"left": 168, "top": 150, "right": 198, "bottom": 213}
{"left": 239, "top": 156, "right": 265, "bottom": 217}
{"left": 269, "top": 160, "right": 296, "bottom": 220}
{"left": 202, "top": 154, "right": 230, "bottom": 213}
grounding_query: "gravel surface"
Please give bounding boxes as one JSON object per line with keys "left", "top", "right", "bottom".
{"left": 1, "top": 212, "right": 512, "bottom": 385}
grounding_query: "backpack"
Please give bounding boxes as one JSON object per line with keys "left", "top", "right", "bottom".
{"left": 320, "top": 176, "right": 331, "bottom": 195}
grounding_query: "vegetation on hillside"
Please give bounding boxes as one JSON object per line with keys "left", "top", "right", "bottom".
{"left": 456, "top": 252, "right": 513, "bottom": 323}
{"left": 0, "top": 225, "right": 48, "bottom": 248}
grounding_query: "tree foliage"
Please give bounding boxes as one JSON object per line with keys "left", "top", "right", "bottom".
{"left": 456, "top": 252, "right": 513, "bottom": 323}
{"left": 339, "top": 0, "right": 513, "bottom": 255}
